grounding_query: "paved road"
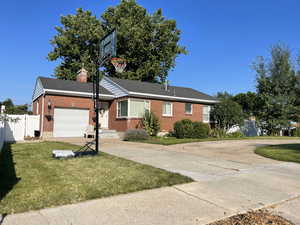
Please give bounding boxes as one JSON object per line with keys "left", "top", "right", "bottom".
{"left": 3, "top": 139, "right": 300, "bottom": 225}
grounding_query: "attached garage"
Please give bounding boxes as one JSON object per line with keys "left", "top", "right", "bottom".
{"left": 53, "top": 108, "right": 89, "bottom": 137}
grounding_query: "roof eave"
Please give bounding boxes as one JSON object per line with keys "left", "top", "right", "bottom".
{"left": 128, "top": 91, "right": 218, "bottom": 104}
{"left": 44, "top": 89, "right": 115, "bottom": 100}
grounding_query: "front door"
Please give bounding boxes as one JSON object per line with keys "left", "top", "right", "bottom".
{"left": 99, "top": 102, "right": 109, "bottom": 129}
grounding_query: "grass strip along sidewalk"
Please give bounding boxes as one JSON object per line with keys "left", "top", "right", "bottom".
{"left": 255, "top": 143, "right": 300, "bottom": 164}
{"left": 0, "top": 141, "right": 192, "bottom": 214}
{"left": 133, "top": 136, "right": 300, "bottom": 145}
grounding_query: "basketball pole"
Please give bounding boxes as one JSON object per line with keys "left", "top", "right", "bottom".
{"left": 95, "top": 56, "right": 110, "bottom": 153}
{"left": 95, "top": 65, "right": 100, "bottom": 154}
{"left": 95, "top": 29, "right": 118, "bottom": 154}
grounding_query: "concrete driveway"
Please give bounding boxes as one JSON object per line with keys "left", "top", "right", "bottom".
{"left": 4, "top": 139, "right": 300, "bottom": 225}
{"left": 101, "top": 139, "right": 300, "bottom": 181}
{"left": 100, "top": 139, "right": 300, "bottom": 224}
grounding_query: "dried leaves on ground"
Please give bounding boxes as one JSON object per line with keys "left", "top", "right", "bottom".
{"left": 208, "top": 210, "right": 293, "bottom": 225}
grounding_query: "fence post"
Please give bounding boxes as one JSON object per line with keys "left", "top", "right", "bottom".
{"left": 24, "top": 114, "right": 27, "bottom": 138}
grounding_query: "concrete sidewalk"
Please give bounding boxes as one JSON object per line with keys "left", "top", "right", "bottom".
{"left": 3, "top": 162, "right": 300, "bottom": 225}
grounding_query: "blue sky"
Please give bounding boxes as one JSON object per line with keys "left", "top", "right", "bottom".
{"left": 0, "top": 0, "right": 299, "bottom": 105}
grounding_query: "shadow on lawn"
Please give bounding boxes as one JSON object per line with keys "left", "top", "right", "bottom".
{"left": 0, "top": 143, "right": 20, "bottom": 202}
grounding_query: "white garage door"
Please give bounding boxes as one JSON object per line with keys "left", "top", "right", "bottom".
{"left": 53, "top": 108, "right": 89, "bottom": 137}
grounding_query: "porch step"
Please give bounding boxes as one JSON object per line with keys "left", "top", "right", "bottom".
{"left": 99, "top": 129, "right": 120, "bottom": 139}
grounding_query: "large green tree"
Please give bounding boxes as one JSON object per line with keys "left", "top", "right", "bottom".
{"left": 253, "top": 44, "right": 300, "bottom": 135}
{"left": 0, "top": 99, "right": 31, "bottom": 115}
{"left": 215, "top": 91, "right": 232, "bottom": 100}
{"left": 48, "top": 0, "right": 186, "bottom": 82}
{"left": 48, "top": 9, "right": 104, "bottom": 81}
{"left": 210, "top": 99, "right": 244, "bottom": 132}
{"left": 232, "top": 92, "right": 258, "bottom": 118}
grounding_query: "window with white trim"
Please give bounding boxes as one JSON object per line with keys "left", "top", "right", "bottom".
{"left": 129, "top": 99, "right": 150, "bottom": 118}
{"left": 203, "top": 105, "right": 211, "bottom": 123}
{"left": 117, "top": 100, "right": 128, "bottom": 118}
{"left": 185, "top": 103, "right": 192, "bottom": 114}
{"left": 163, "top": 102, "right": 173, "bottom": 116}
{"left": 36, "top": 102, "right": 39, "bottom": 114}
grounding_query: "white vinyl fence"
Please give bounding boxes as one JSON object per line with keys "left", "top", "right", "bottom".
{"left": 0, "top": 121, "right": 4, "bottom": 151}
{"left": 3, "top": 115, "right": 40, "bottom": 143}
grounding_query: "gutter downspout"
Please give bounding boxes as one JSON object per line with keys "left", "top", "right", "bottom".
{"left": 41, "top": 94, "right": 45, "bottom": 138}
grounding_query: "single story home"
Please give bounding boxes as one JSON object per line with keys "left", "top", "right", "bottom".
{"left": 32, "top": 69, "right": 217, "bottom": 138}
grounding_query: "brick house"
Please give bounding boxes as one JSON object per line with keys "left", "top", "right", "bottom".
{"left": 32, "top": 69, "right": 217, "bottom": 138}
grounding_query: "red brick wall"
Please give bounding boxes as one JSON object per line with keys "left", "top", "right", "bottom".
{"left": 109, "top": 97, "right": 131, "bottom": 131}
{"left": 109, "top": 97, "right": 205, "bottom": 132}
{"left": 42, "top": 95, "right": 95, "bottom": 132}
{"left": 151, "top": 100, "right": 203, "bottom": 132}
{"left": 35, "top": 94, "right": 206, "bottom": 134}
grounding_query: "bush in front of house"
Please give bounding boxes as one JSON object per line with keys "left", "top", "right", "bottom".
{"left": 123, "top": 129, "right": 149, "bottom": 141}
{"left": 173, "top": 119, "right": 210, "bottom": 139}
{"left": 210, "top": 128, "right": 227, "bottom": 138}
{"left": 173, "top": 119, "right": 193, "bottom": 138}
{"left": 142, "top": 111, "right": 160, "bottom": 136}
{"left": 191, "top": 121, "right": 210, "bottom": 138}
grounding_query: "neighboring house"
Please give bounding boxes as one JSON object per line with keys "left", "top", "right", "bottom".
{"left": 32, "top": 69, "right": 217, "bottom": 138}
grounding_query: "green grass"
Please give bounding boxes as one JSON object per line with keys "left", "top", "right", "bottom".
{"left": 0, "top": 142, "right": 193, "bottom": 214}
{"left": 255, "top": 144, "right": 300, "bottom": 164}
{"left": 132, "top": 136, "right": 300, "bottom": 145}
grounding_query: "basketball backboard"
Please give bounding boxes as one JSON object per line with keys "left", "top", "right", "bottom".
{"left": 100, "top": 29, "right": 117, "bottom": 59}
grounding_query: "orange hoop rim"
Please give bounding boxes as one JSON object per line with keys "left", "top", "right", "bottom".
{"left": 111, "top": 57, "right": 126, "bottom": 62}
{"left": 111, "top": 57, "right": 127, "bottom": 73}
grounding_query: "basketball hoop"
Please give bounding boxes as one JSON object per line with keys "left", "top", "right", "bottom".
{"left": 111, "top": 58, "right": 127, "bottom": 73}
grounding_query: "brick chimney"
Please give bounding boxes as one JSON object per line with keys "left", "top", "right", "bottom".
{"left": 77, "top": 68, "right": 88, "bottom": 83}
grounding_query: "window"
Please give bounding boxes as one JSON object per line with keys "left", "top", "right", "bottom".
{"left": 185, "top": 103, "right": 192, "bottom": 114}
{"left": 117, "top": 99, "right": 150, "bottom": 118}
{"left": 117, "top": 100, "right": 128, "bottom": 118}
{"left": 36, "top": 102, "right": 39, "bottom": 114}
{"left": 130, "top": 99, "right": 150, "bottom": 118}
{"left": 163, "top": 102, "right": 173, "bottom": 116}
{"left": 203, "top": 105, "right": 211, "bottom": 123}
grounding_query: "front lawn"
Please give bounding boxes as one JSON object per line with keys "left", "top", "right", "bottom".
{"left": 0, "top": 142, "right": 192, "bottom": 214}
{"left": 255, "top": 144, "right": 300, "bottom": 164}
{"left": 134, "top": 136, "right": 300, "bottom": 145}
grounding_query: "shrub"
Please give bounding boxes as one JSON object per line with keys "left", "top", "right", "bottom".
{"left": 173, "top": 119, "right": 210, "bottom": 139}
{"left": 210, "top": 129, "right": 245, "bottom": 138}
{"left": 142, "top": 111, "right": 160, "bottom": 136}
{"left": 173, "top": 121, "right": 184, "bottom": 138}
{"left": 292, "top": 127, "right": 300, "bottom": 137}
{"left": 210, "top": 128, "right": 227, "bottom": 138}
{"left": 226, "top": 131, "right": 245, "bottom": 138}
{"left": 174, "top": 119, "right": 193, "bottom": 138}
{"left": 123, "top": 129, "right": 149, "bottom": 141}
{"left": 191, "top": 122, "right": 210, "bottom": 138}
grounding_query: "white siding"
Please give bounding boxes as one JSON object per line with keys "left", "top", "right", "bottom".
{"left": 100, "top": 77, "right": 128, "bottom": 97}
{"left": 32, "top": 79, "right": 44, "bottom": 101}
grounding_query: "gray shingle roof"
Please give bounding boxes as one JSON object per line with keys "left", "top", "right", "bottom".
{"left": 108, "top": 77, "right": 217, "bottom": 102}
{"left": 39, "top": 77, "right": 113, "bottom": 95}
{"left": 38, "top": 76, "right": 216, "bottom": 102}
